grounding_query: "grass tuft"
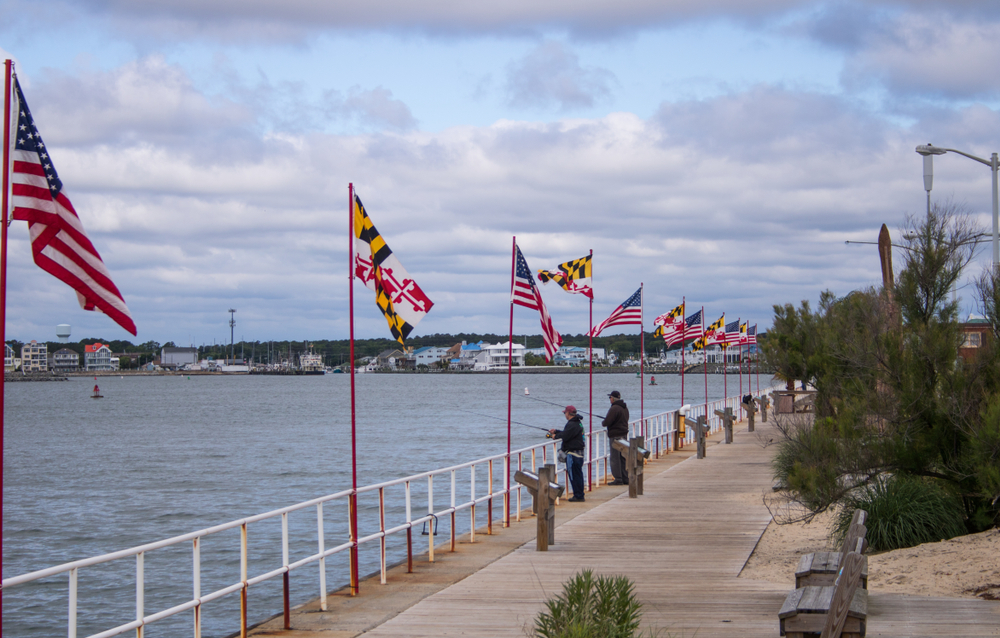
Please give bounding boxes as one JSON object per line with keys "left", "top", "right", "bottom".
{"left": 834, "top": 474, "right": 966, "bottom": 551}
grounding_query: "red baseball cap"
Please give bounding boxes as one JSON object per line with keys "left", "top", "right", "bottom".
{"left": 563, "top": 405, "right": 577, "bottom": 414}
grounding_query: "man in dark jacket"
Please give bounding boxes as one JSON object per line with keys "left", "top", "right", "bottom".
{"left": 548, "top": 405, "right": 586, "bottom": 501}
{"left": 602, "top": 390, "right": 630, "bottom": 485}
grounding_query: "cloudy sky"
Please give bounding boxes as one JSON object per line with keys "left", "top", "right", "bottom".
{"left": 2, "top": 0, "right": 999, "bottom": 346}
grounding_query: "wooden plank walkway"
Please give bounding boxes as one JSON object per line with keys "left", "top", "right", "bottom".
{"left": 359, "top": 420, "right": 1000, "bottom": 637}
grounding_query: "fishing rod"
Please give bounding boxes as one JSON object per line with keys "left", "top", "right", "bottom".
{"left": 520, "top": 388, "right": 607, "bottom": 420}
{"left": 451, "top": 406, "right": 552, "bottom": 432}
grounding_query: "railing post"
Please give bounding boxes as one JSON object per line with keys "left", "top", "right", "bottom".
{"left": 240, "top": 523, "right": 248, "bottom": 637}
{"left": 136, "top": 551, "right": 144, "bottom": 638}
{"left": 379, "top": 487, "right": 387, "bottom": 583}
{"left": 317, "top": 503, "right": 327, "bottom": 611}
{"left": 193, "top": 538, "right": 201, "bottom": 638}
{"left": 405, "top": 481, "right": 413, "bottom": 573}
{"left": 68, "top": 567, "right": 78, "bottom": 638}
{"left": 349, "top": 494, "right": 358, "bottom": 596}
{"left": 450, "top": 469, "right": 457, "bottom": 552}
{"left": 516, "top": 453, "right": 523, "bottom": 521}
{"left": 487, "top": 459, "right": 493, "bottom": 535}
{"left": 282, "top": 512, "right": 290, "bottom": 629}
{"left": 428, "top": 475, "right": 435, "bottom": 562}
{"left": 469, "top": 465, "right": 476, "bottom": 543}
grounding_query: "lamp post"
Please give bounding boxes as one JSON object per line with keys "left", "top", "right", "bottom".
{"left": 915, "top": 143, "right": 1000, "bottom": 267}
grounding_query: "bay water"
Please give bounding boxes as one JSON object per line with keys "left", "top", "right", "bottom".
{"left": 2, "top": 370, "right": 763, "bottom": 637}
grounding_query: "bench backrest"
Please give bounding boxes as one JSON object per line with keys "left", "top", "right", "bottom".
{"left": 820, "top": 539, "right": 866, "bottom": 638}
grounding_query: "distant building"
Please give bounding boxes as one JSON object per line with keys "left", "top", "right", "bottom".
{"left": 21, "top": 340, "right": 48, "bottom": 373}
{"left": 474, "top": 343, "right": 526, "bottom": 370}
{"left": 5, "top": 344, "right": 15, "bottom": 372}
{"left": 410, "top": 346, "right": 451, "bottom": 368}
{"left": 161, "top": 347, "right": 198, "bottom": 370}
{"left": 50, "top": 348, "right": 80, "bottom": 372}
{"left": 375, "top": 349, "right": 406, "bottom": 369}
{"left": 960, "top": 315, "right": 990, "bottom": 361}
{"left": 84, "top": 343, "right": 114, "bottom": 371}
{"left": 525, "top": 345, "right": 606, "bottom": 365}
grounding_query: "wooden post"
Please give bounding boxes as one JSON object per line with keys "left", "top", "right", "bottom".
{"left": 759, "top": 395, "right": 768, "bottom": 422}
{"left": 626, "top": 440, "right": 638, "bottom": 498}
{"left": 634, "top": 436, "right": 645, "bottom": 496}
{"left": 543, "top": 464, "right": 556, "bottom": 546}
{"left": 514, "top": 467, "right": 563, "bottom": 551}
{"left": 743, "top": 399, "right": 757, "bottom": 432}
{"left": 714, "top": 407, "right": 734, "bottom": 444}
{"left": 695, "top": 415, "right": 707, "bottom": 459}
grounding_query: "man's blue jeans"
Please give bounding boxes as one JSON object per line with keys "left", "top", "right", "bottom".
{"left": 566, "top": 453, "right": 585, "bottom": 499}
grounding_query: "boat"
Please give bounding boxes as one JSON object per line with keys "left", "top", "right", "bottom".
{"left": 300, "top": 350, "right": 325, "bottom": 375}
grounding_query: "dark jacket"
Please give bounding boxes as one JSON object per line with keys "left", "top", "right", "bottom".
{"left": 602, "top": 400, "right": 630, "bottom": 439}
{"left": 552, "top": 415, "right": 585, "bottom": 453}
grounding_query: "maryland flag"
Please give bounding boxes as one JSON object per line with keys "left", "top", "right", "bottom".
{"left": 739, "top": 321, "right": 749, "bottom": 344}
{"left": 653, "top": 302, "right": 684, "bottom": 343}
{"left": 537, "top": 254, "right": 592, "bottom": 298}
{"left": 693, "top": 314, "right": 725, "bottom": 351}
{"left": 353, "top": 194, "right": 433, "bottom": 343}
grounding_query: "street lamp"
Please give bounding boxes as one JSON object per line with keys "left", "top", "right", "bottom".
{"left": 915, "top": 143, "right": 1000, "bottom": 267}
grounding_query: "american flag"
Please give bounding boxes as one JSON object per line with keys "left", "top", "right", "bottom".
{"left": 512, "top": 244, "right": 562, "bottom": 360}
{"left": 725, "top": 319, "right": 741, "bottom": 345}
{"left": 664, "top": 307, "right": 702, "bottom": 347}
{"left": 10, "top": 76, "right": 136, "bottom": 335}
{"left": 748, "top": 324, "right": 758, "bottom": 344}
{"left": 589, "top": 287, "right": 642, "bottom": 337}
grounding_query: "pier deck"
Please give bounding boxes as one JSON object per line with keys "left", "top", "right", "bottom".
{"left": 254, "top": 420, "right": 1000, "bottom": 637}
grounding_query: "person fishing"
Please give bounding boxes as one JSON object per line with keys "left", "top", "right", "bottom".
{"left": 548, "top": 405, "right": 586, "bottom": 502}
{"left": 603, "top": 390, "right": 630, "bottom": 485}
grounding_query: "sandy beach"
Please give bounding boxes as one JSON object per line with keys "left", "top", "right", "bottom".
{"left": 739, "top": 501, "right": 1000, "bottom": 601}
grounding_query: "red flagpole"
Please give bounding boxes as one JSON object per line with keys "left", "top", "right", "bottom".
{"left": 755, "top": 324, "right": 760, "bottom": 396}
{"left": 587, "top": 249, "right": 593, "bottom": 491}
{"left": 347, "top": 183, "right": 359, "bottom": 595}
{"left": 1, "top": 58, "right": 14, "bottom": 633}
{"left": 702, "top": 306, "right": 707, "bottom": 422}
{"left": 639, "top": 283, "right": 644, "bottom": 430}
{"left": 506, "top": 237, "right": 515, "bottom": 526}
{"left": 680, "top": 297, "right": 685, "bottom": 407}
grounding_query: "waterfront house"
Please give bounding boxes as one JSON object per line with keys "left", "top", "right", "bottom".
{"left": 473, "top": 342, "right": 526, "bottom": 370}
{"left": 84, "top": 342, "right": 115, "bottom": 371}
{"left": 161, "top": 346, "right": 198, "bottom": 370}
{"left": 410, "top": 346, "right": 451, "bottom": 368}
{"left": 5, "top": 343, "right": 15, "bottom": 371}
{"left": 525, "top": 345, "right": 606, "bottom": 365}
{"left": 375, "top": 349, "right": 405, "bottom": 370}
{"left": 50, "top": 348, "right": 80, "bottom": 372}
{"left": 21, "top": 340, "right": 48, "bottom": 373}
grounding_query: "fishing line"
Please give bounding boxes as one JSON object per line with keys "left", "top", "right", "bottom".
{"left": 520, "top": 391, "right": 606, "bottom": 420}
{"left": 451, "top": 406, "right": 551, "bottom": 432}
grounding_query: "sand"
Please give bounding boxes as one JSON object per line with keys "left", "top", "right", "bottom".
{"left": 738, "top": 498, "right": 1000, "bottom": 601}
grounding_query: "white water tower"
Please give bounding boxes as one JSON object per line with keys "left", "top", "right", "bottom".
{"left": 56, "top": 324, "right": 71, "bottom": 343}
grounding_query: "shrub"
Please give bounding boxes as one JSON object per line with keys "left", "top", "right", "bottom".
{"left": 534, "top": 570, "right": 642, "bottom": 638}
{"left": 834, "top": 474, "right": 966, "bottom": 552}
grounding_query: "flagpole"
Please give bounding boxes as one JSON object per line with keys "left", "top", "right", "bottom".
{"left": 680, "top": 297, "right": 685, "bottom": 407}
{"left": 739, "top": 323, "right": 744, "bottom": 421}
{"left": 347, "top": 183, "right": 359, "bottom": 596}
{"left": 587, "top": 249, "right": 593, "bottom": 492}
{"left": 639, "top": 282, "right": 644, "bottom": 432}
{"left": 702, "top": 306, "right": 707, "bottom": 423}
{"left": 1, "top": 58, "right": 14, "bottom": 632}
{"left": 506, "top": 237, "right": 515, "bottom": 526}
{"left": 755, "top": 325, "right": 760, "bottom": 396}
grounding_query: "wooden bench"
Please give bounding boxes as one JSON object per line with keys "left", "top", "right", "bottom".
{"left": 780, "top": 539, "right": 868, "bottom": 638}
{"left": 795, "top": 510, "right": 869, "bottom": 589}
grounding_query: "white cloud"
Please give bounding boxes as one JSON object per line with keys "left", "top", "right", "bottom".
{"left": 504, "top": 41, "right": 615, "bottom": 111}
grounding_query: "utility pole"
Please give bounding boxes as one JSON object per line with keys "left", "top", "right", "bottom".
{"left": 228, "top": 309, "right": 236, "bottom": 365}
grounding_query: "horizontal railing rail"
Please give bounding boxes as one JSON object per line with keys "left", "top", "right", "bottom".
{"left": 2, "top": 388, "right": 778, "bottom": 638}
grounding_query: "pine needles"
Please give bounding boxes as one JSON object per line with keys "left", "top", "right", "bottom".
{"left": 533, "top": 570, "right": 643, "bottom": 638}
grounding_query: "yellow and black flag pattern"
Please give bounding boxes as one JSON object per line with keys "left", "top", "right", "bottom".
{"left": 537, "top": 254, "right": 593, "bottom": 298}
{"left": 693, "top": 314, "right": 725, "bottom": 350}
{"left": 353, "top": 194, "right": 434, "bottom": 344}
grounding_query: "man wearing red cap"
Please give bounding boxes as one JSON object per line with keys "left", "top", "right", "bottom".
{"left": 548, "top": 405, "right": 586, "bottom": 502}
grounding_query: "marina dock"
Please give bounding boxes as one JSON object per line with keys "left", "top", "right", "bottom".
{"left": 251, "top": 418, "right": 1000, "bottom": 638}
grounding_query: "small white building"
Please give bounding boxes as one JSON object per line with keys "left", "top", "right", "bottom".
{"left": 410, "top": 346, "right": 451, "bottom": 367}
{"left": 5, "top": 343, "right": 16, "bottom": 371}
{"left": 161, "top": 347, "right": 198, "bottom": 370}
{"left": 473, "top": 342, "right": 526, "bottom": 370}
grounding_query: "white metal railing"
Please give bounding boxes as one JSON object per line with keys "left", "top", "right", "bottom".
{"left": 2, "top": 389, "right": 777, "bottom": 638}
